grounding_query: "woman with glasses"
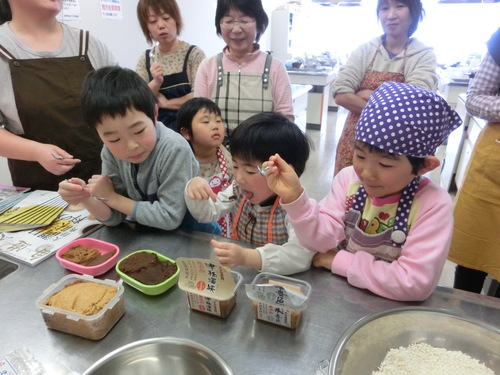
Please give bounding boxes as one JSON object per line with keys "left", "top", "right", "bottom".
{"left": 136, "top": 0, "right": 206, "bottom": 131}
{"left": 194, "top": 0, "right": 293, "bottom": 142}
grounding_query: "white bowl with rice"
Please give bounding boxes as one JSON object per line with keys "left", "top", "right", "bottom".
{"left": 329, "top": 307, "right": 500, "bottom": 375}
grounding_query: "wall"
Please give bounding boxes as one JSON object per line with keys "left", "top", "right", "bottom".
{"left": 0, "top": 0, "right": 287, "bottom": 186}
{"left": 286, "top": 1, "right": 499, "bottom": 66}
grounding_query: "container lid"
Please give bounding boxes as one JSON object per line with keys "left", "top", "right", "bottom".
{"left": 245, "top": 272, "right": 311, "bottom": 310}
{"left": 176, "top": 258, "right": 239, "bottom": 301}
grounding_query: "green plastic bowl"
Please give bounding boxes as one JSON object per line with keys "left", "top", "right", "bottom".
{"left": 115, "top": 250, "right": 179, "bottom": 296}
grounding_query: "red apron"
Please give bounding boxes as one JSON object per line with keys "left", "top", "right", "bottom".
{"left": 334, "top": 45, "right": 406, "bottom": 175}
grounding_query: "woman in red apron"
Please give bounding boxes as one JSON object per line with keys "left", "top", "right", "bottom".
{"left": 135, "top": 0, "right": 205, "bottom": 131}
{"left": 0, "top": 0, "right": 114, "bottom": 191}
{"left": 332, "top": 0, "right": 437, "bottom": 175}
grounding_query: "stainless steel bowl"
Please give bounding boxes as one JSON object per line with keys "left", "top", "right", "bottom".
{"left": 329, "top": 307, "right": 500, "bottom": 375}
{"left": 83, "top": 337, "right": 234, "bottom": 375}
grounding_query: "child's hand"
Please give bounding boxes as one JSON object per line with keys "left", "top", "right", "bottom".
{"left": 187, "top": 177, "right": 217, "bottom": 201}
{"left": 265, "top": 153, "right": 303, "bottom": 204}
{"left": 212, "top": 239, "right": 246, "bottom": 268}
{"left": 58, "top": 177, "right": 91, "bottom": 205}
{"left": 86, "top": 174, "right": 115, "bottom": 202}
{"left": 312, "top": 251, "right": 336, "bottom": 270}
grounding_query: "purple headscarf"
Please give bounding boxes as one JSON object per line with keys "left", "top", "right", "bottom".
{"left": 356, "top": 82, "right": 462, "bottom": 158}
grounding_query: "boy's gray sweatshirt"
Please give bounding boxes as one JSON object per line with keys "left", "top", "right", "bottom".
{"left": 101, "top": 124, "right": 199, "bottom": 230}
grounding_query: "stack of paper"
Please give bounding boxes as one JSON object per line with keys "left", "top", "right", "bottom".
{"left": 0, "top": 189, "right": 102, "bottom": 266}
{"left": 0, "top": 191, "right": 67, "bottom": 232}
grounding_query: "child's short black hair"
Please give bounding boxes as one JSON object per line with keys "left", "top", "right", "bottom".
{"left": 362, "top": 142, "right": 426, "bottom": 175}
{"left": 176, "top": 97, "right": 222, "bottom": 139}
{"left": 230, "top": 112, "right": 311, "bottom": 177}
{"left": 81, "top": 66, "right": 157, "bottom": 128}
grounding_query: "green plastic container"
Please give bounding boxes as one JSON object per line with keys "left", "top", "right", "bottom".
{"left": 115, "top": 250, "right": 179, "bottom": 296}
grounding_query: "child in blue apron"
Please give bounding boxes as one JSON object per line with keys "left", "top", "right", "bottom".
{"left": 184, "top": 112, "right": 315, "bottom": 276}
{"left": 265, "top": 82, "right": 462, "bottom": 301}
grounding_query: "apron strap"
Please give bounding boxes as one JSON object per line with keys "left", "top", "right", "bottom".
{"left": 262, "top": 52, "right": 272, "bottom": 90}
{"left": 79, "top": 30, "right": 90, "bottom": 57}
{"left": 230, "top": 196, "right": 246, "bottom": 241}
{"left": 216, "top": 52, "right": 224, "bottom": 88}
{"left": 183, "top": 45, "right": 196, "bottom": 71}
{"left": 266, "top": 197, "right": 280, "bottom": 244}
{"left": 0, "top": 44, "right": 15, "bottom": 60}
{"left": 216, "top": 147, "right": 231, "bottom": 190}
{"left": 145, "top": 49, "right": 153, "bottom": 81}
{"left": 215, "top": 52, "right": 231, "bottom": 139}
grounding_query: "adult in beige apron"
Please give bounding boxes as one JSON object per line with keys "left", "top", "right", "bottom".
{"left": 334, "top": 46, "right": 406, "bottom": 175}
{"left": 0, "top": 30, "right": 101, "bottom": 191}
{"left": 212, "top": 52, "right": 273, "bottom": 141}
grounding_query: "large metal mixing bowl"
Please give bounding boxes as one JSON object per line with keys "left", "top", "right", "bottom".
{"left": 329, "top": 307, "right": 500, "bottom": 375}
{"left": 83, "top": 337, "right": 234, "bottom": 375}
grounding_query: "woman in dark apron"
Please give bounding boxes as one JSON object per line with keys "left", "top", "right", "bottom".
{"left": 332, "top": 0, "right": 437, "bottom": 175}
{"left": 0, "top": 0, "right": 114, "bottom": 191}
{"left": 135, "top": 0, "right": 205, "bottom": 131}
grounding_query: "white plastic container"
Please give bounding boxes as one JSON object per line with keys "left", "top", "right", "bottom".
{"left": 35, "top": 274, "right": 125, "bottom": 340}
{"left": 246, "top": 272, "right": 312, "bottom": 329}
{"left": 177, "top": 258, "right": 243, "bottom": 318}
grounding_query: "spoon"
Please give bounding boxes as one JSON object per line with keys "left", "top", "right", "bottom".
{"left": 90, "top": 194, "right": 109, "bottom": 202}
{"left": 149, "top": 42, "right": 158, "bottom": 63}
{"left": 257, "top": 165, "right": 272, "bottom": 176}
{"left": 64, "top": 179, "right": 108, "bottom": 201}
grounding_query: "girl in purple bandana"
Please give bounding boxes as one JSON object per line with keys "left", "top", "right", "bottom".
{"left": 265, "top": 82, "right": 461, "bottom": 301}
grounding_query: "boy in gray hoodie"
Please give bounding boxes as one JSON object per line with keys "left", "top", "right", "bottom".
{"left": 58, "top": 66, "right": 198, "bottom": 231}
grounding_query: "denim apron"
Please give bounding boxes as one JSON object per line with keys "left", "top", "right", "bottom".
{"left": 145, "top": 45, "right": 195, "bottom": 131}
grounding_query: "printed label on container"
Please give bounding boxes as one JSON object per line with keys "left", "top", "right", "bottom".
{"left": 187, "top": 292, "right": 222, "bottom": 316}
{"left": 256, "top": 301, "right": 294, "bottom": 328}
{"left": 177, "top": 257, "right": 235, "bottom": 300}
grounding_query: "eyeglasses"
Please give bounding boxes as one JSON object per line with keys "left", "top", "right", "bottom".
{"left": 220, "top": 17, "right": 255, "bottom": 29}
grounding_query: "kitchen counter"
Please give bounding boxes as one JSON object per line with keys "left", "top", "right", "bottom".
{"left": 1, "top": 224, "right": 499, "bottom": 374}
{"left": 437, "top": 67, "right": 470, "bottom": 108}
{"left": 287, "top": 67, "right": 337, "bottom": 131}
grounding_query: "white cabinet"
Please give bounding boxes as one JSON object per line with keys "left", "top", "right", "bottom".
{"left": 440, "top": 95, "right": 467, "bottom": 191}
{"left": 454, "top": 116, "right": 485, "bottom": 190}
{"left": 271, "top": 9, "right": 304, "bottom": 63}
{"left": 436, "top": 68, "right": 469, "bottom": 108}
{"left": 454, "top": 138, "right": 473, "bottom": 190}
{"left": 440, "top": 93, "right": 486, "bottom": 192}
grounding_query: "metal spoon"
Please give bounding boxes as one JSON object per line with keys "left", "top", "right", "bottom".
{"left": 149, "top": 42, "right": 157, "bottom": 63}
{"left": 64, "top": 179, "right": 108, "bottom": 201}
{"left": 90, "top": 194, "right": 109, "bottom": 202}
{"left": 257, "top": 165, "right": 272, "bottom": 176}
{"left": 51, "top": 153, "right": 64, "bottom": 160}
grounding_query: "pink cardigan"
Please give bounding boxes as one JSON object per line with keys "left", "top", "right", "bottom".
{"left": 282, "top": 167, "right": 454, "bottom": 301}
{"left": 194, "top": 46, "right": 294, "bottom": 119}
